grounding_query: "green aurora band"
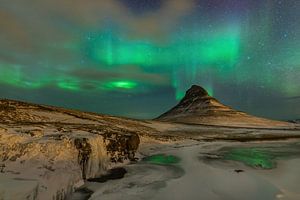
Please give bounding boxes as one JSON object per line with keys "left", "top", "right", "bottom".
{"left": 0, "top": 27, "right": 241, "bottom": 100}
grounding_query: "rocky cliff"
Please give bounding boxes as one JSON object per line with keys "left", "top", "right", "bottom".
{"left": 0, "top": 99, "right": 151, "bottom": 200}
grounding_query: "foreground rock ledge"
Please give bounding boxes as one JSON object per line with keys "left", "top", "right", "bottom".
{"left": 0, "top": 125, "right": 140, "bottom": 200}
{"left": 0, "top": 99, "right": 149, "bottom": 200}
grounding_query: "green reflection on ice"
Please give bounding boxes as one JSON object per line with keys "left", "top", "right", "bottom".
{"left": 223, "top": 148, "right": 275, "bottom": 169}
{"left": 143, "top": 154, "right": 180, "bottom": 165}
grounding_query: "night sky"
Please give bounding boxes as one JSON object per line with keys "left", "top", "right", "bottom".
{"left": 0, "top": 0, "right": 299, "bottom": 120}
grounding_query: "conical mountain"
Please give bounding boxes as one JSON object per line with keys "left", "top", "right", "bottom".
{"left": 157, "top": 85, "right": 291, "bottom": 128}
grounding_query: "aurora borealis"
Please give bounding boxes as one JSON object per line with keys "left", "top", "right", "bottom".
{"left": 0, "top": 0, "right": 299, "bottom": 119}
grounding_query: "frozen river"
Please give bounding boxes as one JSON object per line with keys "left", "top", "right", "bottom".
{"left": 71, "top": 140, "right": 300, "bottom": 200}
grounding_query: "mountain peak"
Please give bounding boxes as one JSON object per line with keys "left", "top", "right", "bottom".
{"left": 185, "top": 85, "right": 209, "bottom": 99}
{"left": 156, "top": 85, "right": 228, "bottom": 121}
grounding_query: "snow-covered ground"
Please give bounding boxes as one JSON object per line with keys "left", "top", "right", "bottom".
{"left": 1, "top": 99, "right": 300, "bottom": 200}
{"left": 78, "top": 139, "right": 300, "bottom": 200}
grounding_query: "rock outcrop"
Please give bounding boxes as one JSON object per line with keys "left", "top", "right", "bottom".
{"left": 290, "top": 119, "right": 300, "bottom": 124}
{"left": 0, "top": 125, "right": 141, "bottom": 200}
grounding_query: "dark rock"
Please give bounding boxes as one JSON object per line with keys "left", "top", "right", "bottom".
{"left": 234, "top": 169, "right": 244, "bottom": 173}
{"left": 74, "top": 138, "right": 92, "bottom": 179}
{"left": 104, "top": 132, "right": 140, "bottom": 162}
{"left": 289, "top": 119, "right": 300, "bottom": 124}
{"left": 185, "top": 85, "right": 209, "bottom": 98}
{"left": 0, "top": 163, "right": 5, "bottom": 173}
{"left": 87, "top": 167, "right": 127, "bottom": 183}
{"left": 72, "top": 187, "right": 93, "bottom": 200}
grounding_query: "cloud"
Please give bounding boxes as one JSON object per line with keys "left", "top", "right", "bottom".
{"left": 0, "top": 0, "right": 196, "bottom": 69}
{"left": 69, "top": 65, "right": 170, "bottom": 86}
{"left": 0, "top": 0, "right": 196, "bottom": 43}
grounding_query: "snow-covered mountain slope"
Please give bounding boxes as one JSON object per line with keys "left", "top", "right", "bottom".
{"left": 157, "top": 85, "right": 293, "bottom": 128}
